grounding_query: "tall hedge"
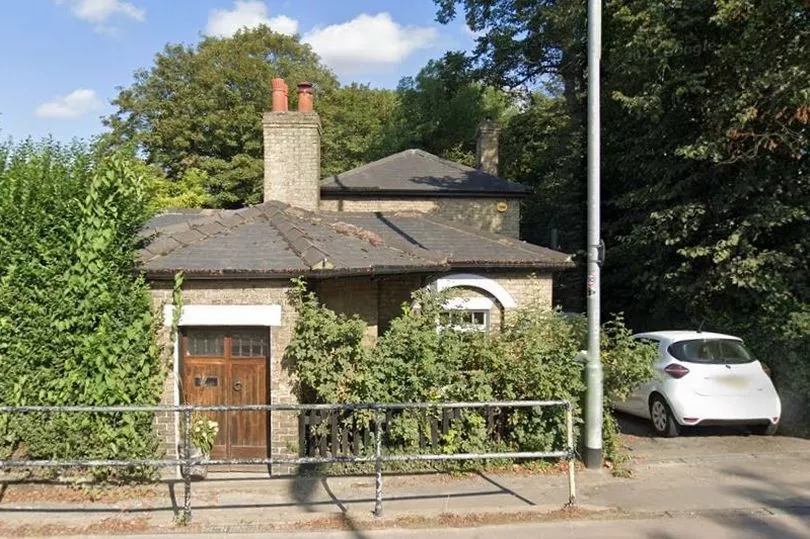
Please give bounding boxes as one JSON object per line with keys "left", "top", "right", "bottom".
{"left": 0, "top": 140, "right": 163, "bottom": 475}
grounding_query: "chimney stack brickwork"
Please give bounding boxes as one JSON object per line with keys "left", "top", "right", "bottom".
{"left": 476, "top": 120, "right": 501, "bottom": 176}
{"left": 263, "top": 79, "right": 322, "bottom": 211}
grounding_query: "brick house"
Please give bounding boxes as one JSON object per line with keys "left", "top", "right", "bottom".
{"left": 140, "top": 79, "right": 572, "bottom": 469}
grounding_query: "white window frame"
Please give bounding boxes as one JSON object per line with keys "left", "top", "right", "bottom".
{"left": 431, "top": 273, "right": 517, "bottom": 309}
{"left": 439, "top": 296, "right": 493, "bottom": 333}
{"left": 442, "top": 309, "right": 490, "bottom": 332}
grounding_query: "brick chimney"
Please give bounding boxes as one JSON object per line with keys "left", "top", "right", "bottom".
{"left": 476, "top": 119, "right": 500, "bottom": 176}
{"left": 262, "top": 79, "right": 321, "bottom": 210}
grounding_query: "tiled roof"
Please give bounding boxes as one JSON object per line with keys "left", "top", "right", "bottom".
{"left": 320, "top": 149, "right": 531, "bottom": 197}
{"left": 332, "top": 212, "right": 570, "bottom": 267}
{"left": 139, "top": 202, "right": 572, "bottom": 278}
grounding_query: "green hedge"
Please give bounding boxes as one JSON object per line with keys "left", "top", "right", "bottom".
{"left": 0, "top": 140, "right": 164, "bottom": 479}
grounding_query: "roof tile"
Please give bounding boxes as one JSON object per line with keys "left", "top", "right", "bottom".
{"left": 321, "top": 149, "right": 531, "bottom": 196}
{"left": 139, "top": 200, "right": 571, "bottom": 277}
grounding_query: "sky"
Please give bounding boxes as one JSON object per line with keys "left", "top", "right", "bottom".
{"left": 0, "top": 0, "right": 478, "bottom": 142}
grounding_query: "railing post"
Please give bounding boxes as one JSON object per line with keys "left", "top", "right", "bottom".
{"left": 373, "top": 407, "right": 383, "bottom": 517}
{"left": 182, "top": 406, "right": 193, "bottom": 523}
{"left": 565, "top": 402, "right": 577, "bottom": 506}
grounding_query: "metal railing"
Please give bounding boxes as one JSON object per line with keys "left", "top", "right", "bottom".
{"left": 0, "top": 400, "right": 576, "bottom": 522}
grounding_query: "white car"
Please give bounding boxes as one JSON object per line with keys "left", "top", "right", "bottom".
{"left": 613, "top": 330, "right": 781, "bottom": 437}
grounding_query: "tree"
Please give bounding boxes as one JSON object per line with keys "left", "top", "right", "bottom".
{"left": 104, "top": 26, "right": 339, "bottom": 208}
{"left": 436, "top": 0, "right": 810, "bottom": 424}
{"left": 318, "top": 84, "right": 398, "bottom": 177}
{"left": 602, "top": 1, "right": 810, "bottom": 326}
{"left": 435, "top": 0, "right": 810, "bottom": 325}
{"left": 500, "top": 88, "right": 584, "bottom": 309}
{"left": 384, "top": 52, "right": 514, "bottom": 166}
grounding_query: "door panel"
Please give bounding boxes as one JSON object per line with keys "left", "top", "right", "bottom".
{"left": 180, "top": 327, "right": 270, "bottom": 461}
{"left": 229, "top": 359, "right": 268, "bottom": 458}
{"left": 182, "top": 360, "right": 229, "bottom": 458}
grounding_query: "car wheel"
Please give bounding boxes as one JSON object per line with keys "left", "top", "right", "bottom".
{"left": 751, "top": 423, "right": 778, "bottom": 436}
{"left": 649, "top": 395, "right": 680, "bottom": 437}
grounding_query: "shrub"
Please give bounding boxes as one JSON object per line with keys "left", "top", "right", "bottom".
{"left": 0, "top": 140, "right": 164, "bottom": 479}
{"left": 284, "top": 280, "right": 656, "bottom": 468}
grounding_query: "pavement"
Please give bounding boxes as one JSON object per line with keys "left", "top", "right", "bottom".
{"left": 1, "top": 416, "right": 810, "bottom": 537}
{"left": 53, "top": 513, "right": 810, "bottom": 539}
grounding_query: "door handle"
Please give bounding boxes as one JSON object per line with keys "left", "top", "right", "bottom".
{"left": 233, "top": 378, "right": 242, "bottom": 392}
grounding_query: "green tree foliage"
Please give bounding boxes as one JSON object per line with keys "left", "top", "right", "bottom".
{"left": 0, "top": 140, "right": 164, "bottom": 476}
{"left": 147, "top": 167, "right": 213, "bottom": 212}
{"left": 604, "top": 1, "right": 810, "bottom": 425}
{"left": 104, "top": 26, "right": 339, "bottom": 208}
{"left": 104, "top": 27, "right": 404, "bottom": 207}
{"left": 500, "top": 89, "right": 585, "bottom": 308}
{"left": 284, "top": 280, "right": 655, "bottom": 466}
{"left": 318, "top": 83, "right": 398, "bottom": 177}
{"left": 384, "top": 52, "right": 514, "bottom": 166}
{"left": 437, "top": 0, "right": 810, "bottom": 425}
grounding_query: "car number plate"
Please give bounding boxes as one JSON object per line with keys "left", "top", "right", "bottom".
{"left": 718, "top": 376, "right": 749, "bottom": 388}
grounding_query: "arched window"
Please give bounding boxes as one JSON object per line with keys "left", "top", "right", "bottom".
{"left": 431, "top": 273, "right": 517, "bottom": 309}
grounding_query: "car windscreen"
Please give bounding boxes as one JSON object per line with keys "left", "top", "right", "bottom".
{"left": 667, "top": 339, "right": 754, "bottom": 365}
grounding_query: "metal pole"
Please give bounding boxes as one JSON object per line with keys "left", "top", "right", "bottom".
{"left": 182, "top": 407, "right": 192, "bottom": 523}
{"left": 566, "top": 404, "right": 577, "bottom": 506}
{"left": 584, "top": 0, "right": 604, "bottom": 470}
{"left": 373, "top": 408, "right": 383, "bottom": 517}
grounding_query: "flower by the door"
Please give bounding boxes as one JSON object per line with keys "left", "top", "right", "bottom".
{"left": 188, "top": 413, "right": 219, "bottom": 455}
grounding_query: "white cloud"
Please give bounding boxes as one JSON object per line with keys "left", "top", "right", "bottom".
{"left": 56, "top": 0, "right": 145, "bottom": 24}
{"left": 35, "top": 89, "right": 104, "bottom": 119}
{"left": 304, "top": 13, "right": 438, "bottom": 74}
{"left": 206, "top": 1, "right": 299, "bottom": 38}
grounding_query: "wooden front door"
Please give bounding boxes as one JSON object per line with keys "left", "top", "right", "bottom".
{"left": 180, "top": 327, "right": 270, "bottom": 460}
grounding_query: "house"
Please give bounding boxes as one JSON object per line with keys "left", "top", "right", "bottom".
{"left": 141, "top": 79, "right": 572, "bottom": 467}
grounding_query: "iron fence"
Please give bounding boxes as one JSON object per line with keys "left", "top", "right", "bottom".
{"left": 0, "top": 400, "right": 576, "bottom": 522}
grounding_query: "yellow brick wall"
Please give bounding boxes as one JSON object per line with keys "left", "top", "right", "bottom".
{"left": 319, "top": 196, "right": 522, "bottom": 238}
{"left": 315, "top": 277, "right": 380, "bottom": 343}
{"left": 486, "top": 271, "right": 554, "bottom": 310}
{"left": 377, "top": 275, "right": 424, "bottom": 333}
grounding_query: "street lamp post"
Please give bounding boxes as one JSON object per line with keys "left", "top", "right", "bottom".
{"left": 584, "top": 0, "right": 603, "bottom": 470}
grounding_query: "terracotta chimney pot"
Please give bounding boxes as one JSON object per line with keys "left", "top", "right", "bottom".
{"left": 297, "top": 81, "right": 314, "bottom": 112}
{"left": 271, "top": 78, "right": 288, "bottom": 112}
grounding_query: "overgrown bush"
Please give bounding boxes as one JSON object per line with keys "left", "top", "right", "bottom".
{"left": 284, "top": 279, "right": 656, "bottom": 468}
{"left": 0, "top": 140, "right": 164, "bottom": 480}
{"left": 738, "top": 316, "right": 810, "bottom": 434}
